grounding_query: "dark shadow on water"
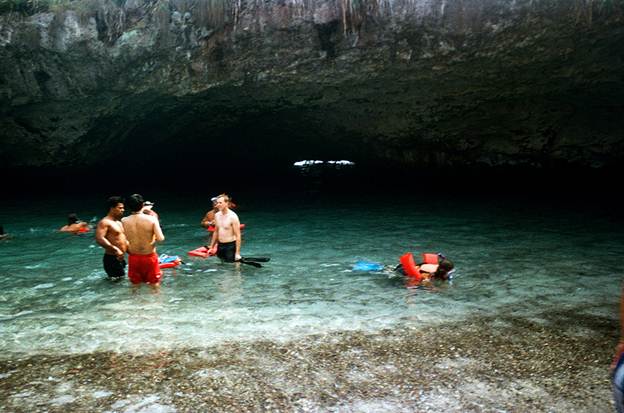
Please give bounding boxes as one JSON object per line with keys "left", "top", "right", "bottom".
{"left": 1, "top": 163, "right": 622, "bottom": 219}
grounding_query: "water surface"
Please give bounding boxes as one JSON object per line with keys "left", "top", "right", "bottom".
{"left": 1, "top": 193, "right": 621, "bottom": 359}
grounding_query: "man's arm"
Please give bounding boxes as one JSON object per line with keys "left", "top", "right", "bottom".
{"left": 207, "top": 224, "right": 219, "bottom": 255}
{"left": 153, "top": 217, "right": 165, "bottom": 242}
{"left": 232, "top": 215, "right": 242, "bottom": 260}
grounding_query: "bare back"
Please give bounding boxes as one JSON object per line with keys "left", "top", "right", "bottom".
{"left": 60, "top": 222, "right": 89, "bottom": 233}
{"left": 122, "top": 213, "right": 165, "bottom": 255}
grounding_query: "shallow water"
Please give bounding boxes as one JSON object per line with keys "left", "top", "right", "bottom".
{"left": 0, "top": 193, "right": 622, "bottom": 360}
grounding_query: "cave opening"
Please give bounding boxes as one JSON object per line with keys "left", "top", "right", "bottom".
{"left": 2, "top": 83, "right": 623, "bottom": 200}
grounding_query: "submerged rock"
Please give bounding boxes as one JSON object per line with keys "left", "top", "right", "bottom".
{"left": 0, "top": 309, "right": 616, "bottom": 412}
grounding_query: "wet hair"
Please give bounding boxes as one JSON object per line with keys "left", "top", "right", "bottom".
{"left": 126, "top": 193, "right": 144, "bottom": 212}
{"left": 107, "top": 196, "right": 124, "bottom": 209}
{"left": 216, "top": 193, "right": 237, "bottom": 208}
{"left": 435, "top": 258, "right": 455, "bottom": 279}
{"left": 216, "top": 193, "right": 230, "bottom": 203}
{"left": 0, "top": 225, "right": 4, "bottom": 235}
{"left": 67, "top": 213, "right": 79, "bottom": 225}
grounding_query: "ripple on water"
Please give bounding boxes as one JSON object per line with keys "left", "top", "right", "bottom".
{"left": 25, "top": 264, "right": 46, "bottom": 269}
{"left": 33, "top": 283, "right": 55, "bottom": 289}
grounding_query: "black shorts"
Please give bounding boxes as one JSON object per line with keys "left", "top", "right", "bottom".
{"left": 216, "top": 241, "right": 236, "bottom": 263}
{"left": 103, "top": 254, "right": 126, "bottom": 278}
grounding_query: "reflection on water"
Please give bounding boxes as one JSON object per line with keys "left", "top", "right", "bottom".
{"left": 0, "top": 194, "right": 622, "bottom": 358}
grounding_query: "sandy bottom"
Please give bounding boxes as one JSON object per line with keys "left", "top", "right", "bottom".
{"left": 0, "top": 307, "right": 617, "bottom": 413}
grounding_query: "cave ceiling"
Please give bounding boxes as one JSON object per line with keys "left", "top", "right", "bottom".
{"left": 0, "top": 0, "right": 623, "bottom": 173}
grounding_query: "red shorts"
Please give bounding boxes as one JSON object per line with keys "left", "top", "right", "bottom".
{"left": 128, "top": 252, "right": 162, "bottom": 284}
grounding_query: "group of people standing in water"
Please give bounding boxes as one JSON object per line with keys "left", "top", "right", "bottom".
{"left": 93, "top": 193, "right": 240, "bottom": 287}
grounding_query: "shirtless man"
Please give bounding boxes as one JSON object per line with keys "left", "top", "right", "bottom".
{"left": 122, "top": 194, "right": 165, "bottom": 285}
{"left": 95, "top": 196, "right": 128, "bottom": 279}
{"left": 202, "top": 195, "right": 237, "bottom": 228}
{"left": 208, "top": 194, "right": 242, "bottom": 262}
{"left": 200, "top": 199, "right": 217, "bottom": 229}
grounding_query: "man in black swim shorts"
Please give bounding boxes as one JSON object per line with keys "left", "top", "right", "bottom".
{"left": 216, "top": 240, "right": 237, "bottom": 262}
{"left": 208, "top": 194, "right": 242, "bottom": 263}
{"left": 95, "top": 196, "right": 128, "bottom": 279}
{"left": 103, "top": 253, "right": 126, "bottom": 277}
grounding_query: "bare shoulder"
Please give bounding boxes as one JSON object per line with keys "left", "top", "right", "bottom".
{"left": 99, "top": 216, "right": 115, "bottom": 226}
{"left": 97, "top": 218, "right": 109, "bottom": 230}
{"left": 147, "top": 215, "right": 159, "bottom": 225}
{"left": 140, "top": 213, "right": 157, "bottom": 222}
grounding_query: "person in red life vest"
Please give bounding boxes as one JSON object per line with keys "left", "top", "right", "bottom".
{"left": 59, "top": 213, "right": 90, "bottom": 234}
{"left": 396, "top": 252, "right": 455, "bottom": 282}
{"left": 201, "top": 197, "right": 218, "bottom": 229}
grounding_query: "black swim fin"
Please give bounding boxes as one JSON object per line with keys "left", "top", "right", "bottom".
{"left": 237, "top": 258, "right": 262, "bottom": 268}
{"left": 240, "top": 257, "right": 270, "bottom": 263}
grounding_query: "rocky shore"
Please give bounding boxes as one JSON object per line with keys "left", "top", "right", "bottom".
{"left": 0, "top": 308, "right": 617, "bottom": 412}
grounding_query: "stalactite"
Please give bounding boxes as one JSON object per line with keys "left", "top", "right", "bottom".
{"left": 341, "top": 0, "right": 348, "bottom": 36}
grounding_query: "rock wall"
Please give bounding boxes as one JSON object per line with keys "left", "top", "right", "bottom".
{"left": 1, "top": 0, "right": 623, "bottom": 170}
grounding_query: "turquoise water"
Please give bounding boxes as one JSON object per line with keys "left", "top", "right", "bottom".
{"left": 0, "top": 193, "right": 622, "bottom": 359}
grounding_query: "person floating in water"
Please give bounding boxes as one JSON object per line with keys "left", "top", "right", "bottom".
{"left": 0, "top": 225, "right": 9, "bottom": 240}
{"left": 59, "top": 213, "right": 90, "bottom": 234}
{"left": 207, "top": 194, "right": 242, "bottom": 262}
{"left": 122, "top": 194, "right": 165, "bottom": 287}
{"left": 95, "top": 196, "right": 128, "bottom": 280}
{"left": 395, "top": 252, "right": 455, "bottom": 282}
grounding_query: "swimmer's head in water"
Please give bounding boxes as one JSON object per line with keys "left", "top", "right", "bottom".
{"left": 67, "top": 213, "right": 79, "bottom": 225}
{"left": 435, "top": 259, "right": 455, "bottom": 279}
{"left": 127, "top": 193, "right": 144, "bottom": 212}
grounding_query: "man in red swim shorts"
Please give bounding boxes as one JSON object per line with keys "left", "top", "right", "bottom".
{"left": 122, "top": 194, "right": 165, "bottom": 286}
